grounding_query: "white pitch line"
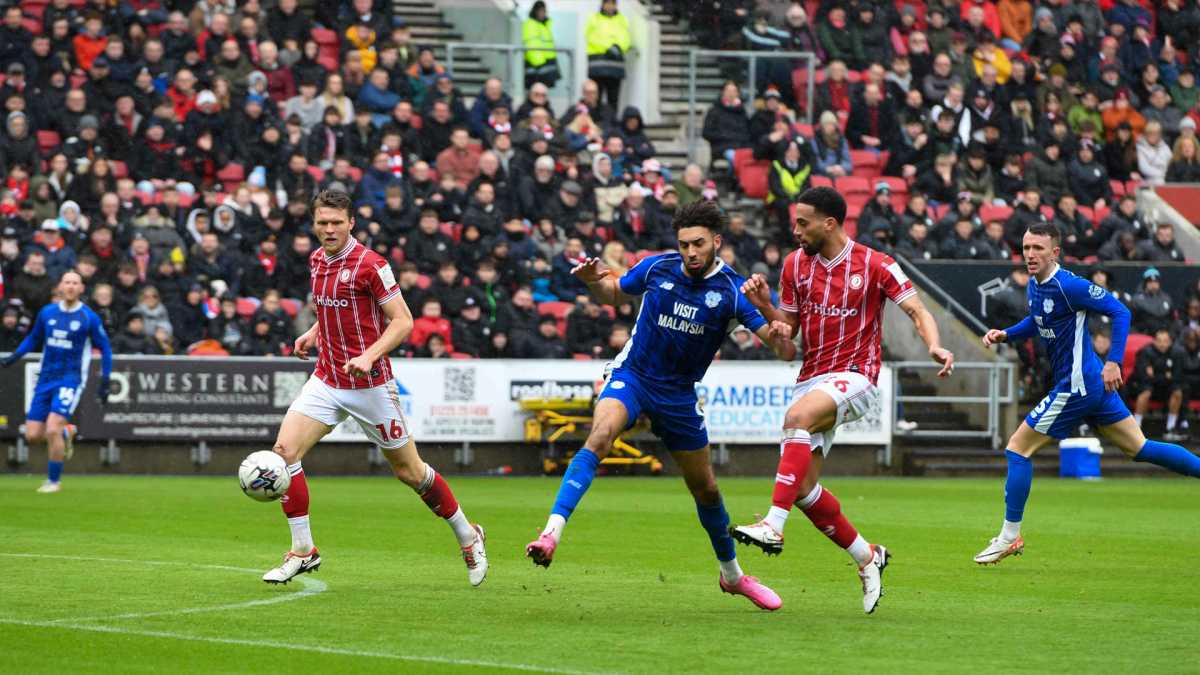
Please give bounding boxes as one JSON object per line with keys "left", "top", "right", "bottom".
{"left": 0, "top": 553, "right": 604, "bottom": 675}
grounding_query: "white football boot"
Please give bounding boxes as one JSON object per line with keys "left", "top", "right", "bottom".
{"left": 974, "top": 536, "right": 1025, "bottom": 565}
{"left": 859, "top": 544, "right": 890, "bottom": 614}
{"left": 262, "top": 547, "right": 321, "bottom": 584}
{"left": 35, "top": 481, "right": 61, "bottom": 494}
{"left": 729, "top": 520, "right": 785, "bottom": 555}
{"left": 462, "top": 524, "right": 488, "bottom": 586}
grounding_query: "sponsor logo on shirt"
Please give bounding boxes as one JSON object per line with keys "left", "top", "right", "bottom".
{"left": 801, "top": 301, "right": 859, "bottom": 318}
{"left": 314, "top": 295, "right": 350, "bottom": 308}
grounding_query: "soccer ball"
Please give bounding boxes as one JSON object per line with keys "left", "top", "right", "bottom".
{"left": 238, "top": 450, "right": 291, "bottom": 502}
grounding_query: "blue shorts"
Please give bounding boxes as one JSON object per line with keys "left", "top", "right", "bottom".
{"left": 27, "top": 379, "right": 84, "bottom": 423}
{"left": 597, "top": 368, "right": 708, "bottom": 452}
{"left": 1024, "top": 385, "right": 1131, "bottom": 440}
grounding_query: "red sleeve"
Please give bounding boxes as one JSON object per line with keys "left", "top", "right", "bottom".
{"left": 779, "top": 251, "right": 799, "bottom": 312}
{"left": 876, "top": 254, "right": 917, "bottom": 305}
{"left": 364, "top": 255, "right": 402, "bottom": 305}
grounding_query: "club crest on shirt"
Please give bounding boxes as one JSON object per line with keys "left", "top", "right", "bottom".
{"left": 849, "top": 274, "right": 863, "bottom": 290}
{"left": 1043, "top": 298, "right": 1054, "bottom": 314}
{"left": 704, "top": 291, "right": 721, "bottom": 308}
{"left": 1088, "top": 284, "right": 1105, "bottom": 299}
{"left": 69, "top": 320, "right": 81, "bottom": 331}
{"left": 339, "top": 269, "right": 351, "bottom": 282}
{"left": 659, "top": 281, "right": 674, "bottom": 290}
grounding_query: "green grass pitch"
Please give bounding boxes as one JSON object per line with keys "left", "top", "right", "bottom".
{"left": 0, "top": 474, "right": 1195, "bottom": 674}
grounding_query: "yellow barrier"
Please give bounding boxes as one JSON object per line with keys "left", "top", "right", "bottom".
{"left": 520, "top": 398, "right": 663, "bottom": 474}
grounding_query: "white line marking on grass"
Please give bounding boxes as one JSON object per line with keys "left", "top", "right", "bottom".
{"left": 0, "top": 552, "right": 326, "bottom": 623}
{"left": 0, "top": 553, "right": 604, "bottom": 675}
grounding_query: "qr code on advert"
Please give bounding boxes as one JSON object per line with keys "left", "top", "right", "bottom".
{"left": 273, "top": 372, "right": 309, "bottom": 407}
{"left": 444, "top": 367, "right": 475, "bottom": 402}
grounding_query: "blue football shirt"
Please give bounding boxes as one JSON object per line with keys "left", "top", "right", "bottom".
{"left": 13, "top": 301, "right": 114, "bottom": 386}
{"left": 614, "top": 253, "right": 767, "bottom": 387}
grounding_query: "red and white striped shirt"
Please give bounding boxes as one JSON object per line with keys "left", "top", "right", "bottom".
{"left": 779, "top": 240, "right": 915, "bottom": 385}
{"left": 310, "top": 240, "right": 402, "bottom": 389}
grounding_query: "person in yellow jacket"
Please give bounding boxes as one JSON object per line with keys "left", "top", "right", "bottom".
{"left": 523, "top": 1, "right": 560, "bottom": 89}
{"left": 972, "top": 33, "right": 1011, "bottom": 84}
{"left": 767, "top": 139, "right": 813, "bottom": 231}
{"left": 345, "top": 21, "right": 378, "bottom": 73}
{"left": 585, "top": 0, "right": 632, "bottom": 108}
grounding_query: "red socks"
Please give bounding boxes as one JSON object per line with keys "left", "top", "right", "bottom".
{"left": 281, "top": 463, "right": 309, "bottom": 518}
{"left": 771, "top": 430, "right": 813, "bottom": 510}
{"left": 800, "top": 485, "right": 859, "bottom": 549}
{"left": 417, "top": 467, "right": 459, "bottom": 519}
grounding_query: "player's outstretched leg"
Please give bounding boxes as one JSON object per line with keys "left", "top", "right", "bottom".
{"left": 797, "top": 482, "right": 887, "bottom": 614}
{"left": 674, "top": 448, "right": 781, "bottom": 611}
{"left": 386, "top": 441, "right": 487, "bottom": 586}
{"left": 263, "top": 411, "right": 327, "bottom": 584}
{"left": 41, "top": 414, "right": 70, "bottom": 493}
{"left": 974, "top": 449, "right": 1031, "bottom": 565}
{"left": 527, "top": 398, "right": 625, "bottom": 568}
{"left": 1133, "top": 439, "right": 1200, "bottom": 476}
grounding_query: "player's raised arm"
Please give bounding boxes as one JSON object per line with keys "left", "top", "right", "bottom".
{"left": 740, "top": 272, "right": 799, "bottom": 333}
{"left": 343, "top": 294, "right": 412, "bottom": 378}
{"left": 573, "top": 256, "right": 634, "bottom": 306}
{"left": 896, "top": 293, "right": 955, "bottom": 378}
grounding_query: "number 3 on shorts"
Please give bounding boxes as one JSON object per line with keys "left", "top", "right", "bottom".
{"left": 374, "top": 419, "right": 405, "bottom": 441}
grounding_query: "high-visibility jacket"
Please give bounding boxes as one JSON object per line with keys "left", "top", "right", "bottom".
{"left": 767, "top": 160, "right": 811, "bottom": 204}
{"left": 584, "top": 12, "right": 632, "bottom": 78}
{"left": 523, "top": 18, "right": 556, "bottom": 67}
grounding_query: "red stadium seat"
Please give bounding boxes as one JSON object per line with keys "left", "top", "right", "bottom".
{"left": 1093, "top": 206, "right": 1111, "bottom": 223}
{"left": 306, "top": 165, "right": 325, "bottom": 182}
{"left": 979, "top": 205, "right": 1013, "bottom": 223}
{"left": 21, "top": 18, "right": 40, "bottom": 35}
{"left": 1110, "top": 180, "right": 1126, "bottom": 197}
{"left": 877, "top": 176, "right": 907, "bottom": 195}
{"left": 634, "top": 249, "right": 658, "bottom": 262}
{"left": 572, "top": 353, "right": 593, "bottom": 360}
{"left": 834, "top": 176, "right": 870, "bottom": 198}
{"left": 732, "top": 148, "right": 754, "bottom": 174}
{"left": 537, "top": 301, "right": 573, "bottom": 321}
{"left": 311, "top": 27, "right": 339, "bottom": 45}
{"left": 449, "top": 352, "right": 474, "bottom": 359}
{"left": 236, "top": 297, "right": 261, "bottom": 319}
{"left": 932, "top": 203, "right": 949, "bottom": 221}
{"left": 109, "top": 160, "right": 128, "bottom": 178}
{"left": 1078, "top": 206, "right": 1094, "bottom": 223}
{"left": 1040, "top": 205, "right": 1055, "bottom": 220}
{"left": 1122, "top": 333, "right": 1154, "bottom": 382}
{"left": 793, "top": 123, "right": 813, "bottom": 139}
{"left": 1125, "top": 180, "right": 1141, "bottom": 194}
{"left": 217, "top": 163, "right": 244, "bottom": 192}
{"left": 279, "top": 298, "right": 301, "bottom": 318}
{"left": 37, "top": 130, "right": 60, "bottom": 154}
{"left": 317, "top": 54, "right": 339, "bottom": 72}
{"left": 415, "top": 274, "right": 431, "bottom": 289}
{"left": 738, "top": 161, "right": 770, "bottom": 199}
{"left": 810, "top": 175, "right": 833, "bottom": 189}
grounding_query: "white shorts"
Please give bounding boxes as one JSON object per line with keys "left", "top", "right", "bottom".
{"left": 791, "top": 371, "right": 879, "bottom": 456}
{"left": 288, "top": 375, "right": 412, "bottom": 449}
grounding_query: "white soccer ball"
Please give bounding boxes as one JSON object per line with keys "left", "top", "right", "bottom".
{"left": 238, "top": 450, "right": 291, "bottom": 502}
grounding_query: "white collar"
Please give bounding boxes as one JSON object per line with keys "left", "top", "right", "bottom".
{"left": 1033, "top": 263, "right": 1060, "bottom": 285}
{"left": 819, "top": 239, "right": 853, "bottom": 268}
{"left": 324, "top": 238, "right": 356, "bottom": 262}
{"left": 679, "top": 258, "right": 725, "bottom": 280}
{"left": 57, "top": 300, "right": 82, "bottom": 312}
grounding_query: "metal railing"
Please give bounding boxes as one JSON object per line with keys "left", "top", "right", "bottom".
{"left": 445, "top": 42, "right": 576, "bottom": 97}
{"left": 686, "top": 49, "right": 818, "bottom": 163}
{"left": 893, "top": 253, "right": 991, "bottom": 336}
{"left": 891, "top": 360, "right": 1016, "bottom": 451}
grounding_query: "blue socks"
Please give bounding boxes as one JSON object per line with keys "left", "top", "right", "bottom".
{"left": 1134, "top": 439, "right": 1200, "bottom": 477}
{"left": 551, "top": 449, "right": 600, "bottom": 520}
{"left": 47, "top": 460, "right": 63, "bottom": 484}
{"left": 695, "top": 499, "right": 737, "bottom": 562}
{"left": 1004, "top": 450, "right": 1033, "bottom": 523}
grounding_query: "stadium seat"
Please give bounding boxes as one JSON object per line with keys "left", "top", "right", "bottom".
{"left": 450, "top": 352, "right": 474, "bottom": 359}
{"left": 810, "top": 175, "right": 833, "bottom": 189}
{"left": 1125, "top": 180, "right": 1141, "bottom": 194}
{"left": 793, "top": 123, "right": 813, "bottom": 138}
{"left": 731, "top": 148, "right": 754, "bottom": 174}
{"left": 279, "top": 298, "right": 301, "bottom": 318}
{"left": 932, "top": 204, "right": 949, "bottom": 221}
{"left": 1122, "top": 333, "right": 1154, "bottom": 381}
{"left": 1040, "top": 205, "right": 1055, "bottom": 220}
{"left": 849, "top": 150, "right": 882, "bottom": 178}
{"left": 979, "top": 205, "right": 1013, "bottom": 223}
{"left": 1093, "top": 206, "right": 1111, "bottom": 224}
{"left": 37, "top": 130, "right": 60, "bottom": 155}
{"left": 835, "top": 176, "right": 870, "bottom": 198}
{"left": 1110, "top": 180, "right": 1126, "bottom": 197}
{"left": 306, "top": 165, "right": 325, "bottom": 182}
{"left": 311, "top": 27, "right": 339, "bottom": 45}
{"left": 236, "top": 297, "right": 261, "bottom": 319}
{"left": 573, "top": 353, "right": 593, "bottom": 360}
{"left": 1078, "top": 206, "right": 1094, "bottom": 223}
{"left": 109, "top": 160, "right": 128, "bottom": 178}
{"left": 738, "top": 161, "right": 770, "bottom": 199}
{"left": 537, "top": 301, "right": 573, "bottom": 321}
{"left": 217, "top": 163, "right": 244, "bottom": 192}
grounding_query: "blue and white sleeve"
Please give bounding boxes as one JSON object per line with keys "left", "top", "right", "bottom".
{"left": 9, "top": 308, "right": 48, "bottom": 359}
{"left": 1065, "top": 277, "right": 1130, "bottom": 364}
{"left": 617, "top": 255, "right": 658, "bottom": 296}
{"left": 89, "top": 310, "right": 113, "bottom": 379}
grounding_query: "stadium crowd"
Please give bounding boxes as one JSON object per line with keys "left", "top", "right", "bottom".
{"left": 0, "top": 0, "right": 1195, "bottom": 431}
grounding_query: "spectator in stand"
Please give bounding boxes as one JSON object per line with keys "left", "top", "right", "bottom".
{"left": 896, "top": 219, "right": 938, "bottom": 260}
{"left": 1128, "top": 328, "right": 1187, "bottom": 440}
{"left": 112, "top": 310, "right": 159, "bottom": 354}
{"left": 1024, "top": 139, "right": 1070, "bottom": 205}
{"left": 436, "top": 127, "right": 482, "bottom": 190}
{"left": 815, "top": 60, "right": 854, "bottom": 118}
{"left": 917, "top": 152, "right": 960, "bottom": 205}
{"left": 940, "top": 217, "right": 993, "bottom": 260}
{"left": 584, "top": 0, "right": 632, "bottom": 109}
{"left": 720, "top": 324, "right": 772, "bottom": 361}
{"left": 702, "top": 81, "right": 752, "bottom": 165}
{"left": 766, "top": 139, "right": 812, "bottom": 231}
{"left": 860, "top": 182, "right": 901, "bottom": 238}
{"left": 551, "top": 236, "right": 589, "bottom": 302}
{"left": 846, "top": 83, "right": 895, "bottom": 152}
{"left": 958, "top": 144, "right": 996, "bottom": 204}
{"left": 850, "top": 5, "right": 890, "bottom": 70}
{"left": 410, "top": 297, "right": 453, "bottom": 352}
{"left": 1142, "top": 85, "right": 1185, "bottom": 142}
{"left": 1138, "top": 222, "right": 1186, "bottom": 263}
{"left": 566, "top": 295, "right": 613, "bottom": 358}
{"left": 817, "top": 7, "right": 854, "bottom": 66}
{"left": 1131, "top": 267, "right": 1178, "bottom": 335}
{"left": 1068, "top": 140, "right": 1113, "bottom": 209}
{"left": 522, "top": 2, "right": 560, "bottom": 89}
{"left": 1167, "top": 135, "right": 1200, "bottom": 182}
{"left": 450, "top": 296, "right": 491, "bottom": 358}
{"left": 810, "top": 111, "right": 852, "bottom": 178}
{"left": 1050, "top": 194, "right": 1095, "bottom": 260}
{"left": 522, "top": 314, "right": 569, "bottom": 359}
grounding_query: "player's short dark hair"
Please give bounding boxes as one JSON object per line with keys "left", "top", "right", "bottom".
{"left": 1026, "top": 221, "right": 1061, "bottom": 244}
{"left": 311, "top": 189, "right": 353, "bottom": 219}
{"left": 672, "top": 200, "right": 727, "bottom": 234}
{"left": 796, "top": 186, "right": 847, "bottom": 224}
